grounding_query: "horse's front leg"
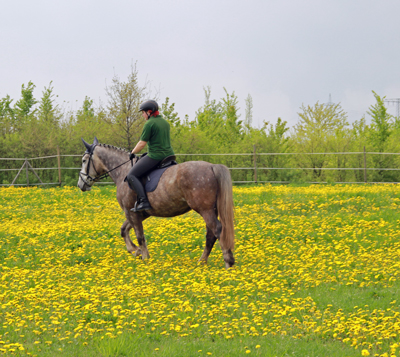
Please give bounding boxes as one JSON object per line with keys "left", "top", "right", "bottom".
{"left": 126, "top": 211, "right": 150, "bottom": 260}
{"left": 133, "top": 223, "right": 150, "bottom": 260}
{"left": 120, "top": 220, "right": 138, "bottom": 254}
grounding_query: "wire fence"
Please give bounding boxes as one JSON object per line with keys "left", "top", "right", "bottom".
{"left": 1, "top": 146, "right": 400, "bottom": 186}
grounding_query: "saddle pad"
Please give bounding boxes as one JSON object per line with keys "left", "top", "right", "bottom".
{"left": 144, "top": 166, "right": 171, "bottom": 193}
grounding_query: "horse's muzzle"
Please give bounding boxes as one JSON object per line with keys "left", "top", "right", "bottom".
{"left": 77, "top": 178, "right": 92, "bottom": 192}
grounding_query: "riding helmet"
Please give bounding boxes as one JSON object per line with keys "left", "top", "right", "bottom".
{"left": 139, "top": 100, "right": 158, "bottom": 113}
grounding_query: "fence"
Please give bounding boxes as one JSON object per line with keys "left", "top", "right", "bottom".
{"left": 1, "top": 146, "right": 400, "bottom": 186}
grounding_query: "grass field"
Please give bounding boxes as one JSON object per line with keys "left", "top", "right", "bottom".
{"left": 0, "top": 184, "right": 400, "bottom": 357}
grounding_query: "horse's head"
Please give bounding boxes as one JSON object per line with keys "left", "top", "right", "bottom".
{"left": 77, "top": 137, "right": 105, "bottom": 191}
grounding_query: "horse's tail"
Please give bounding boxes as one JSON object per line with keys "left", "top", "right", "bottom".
{"left": 212, "top": 164, "right": 235, "bottom": 252}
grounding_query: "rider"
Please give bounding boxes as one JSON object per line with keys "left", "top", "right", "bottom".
{"left": 126, "top": 100, "right": 175, "bottom": 211}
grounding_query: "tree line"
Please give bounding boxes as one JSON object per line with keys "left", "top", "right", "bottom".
{"left": 1, "top": 66, "right": 400, "bottom": 185}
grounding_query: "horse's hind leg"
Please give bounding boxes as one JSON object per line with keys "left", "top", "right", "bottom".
{"left": 198, "top": 226, "right": 218, "bottom": 264}
{"left": 198, "top": 210, "right": 222, "bottom": 264}
{"left": 121, "top": 220, "right": 138, "bottom": 254}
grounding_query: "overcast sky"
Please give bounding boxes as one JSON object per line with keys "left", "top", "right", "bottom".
{"left": 1, "top": 0, "right": 400, "bottom": 129}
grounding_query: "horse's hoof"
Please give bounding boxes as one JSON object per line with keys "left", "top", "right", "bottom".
{"left": 224, "top": 262, "right": 234, "bottom": 270}
{"left": 141, "top": 252, "right": 150, "bottom": 260}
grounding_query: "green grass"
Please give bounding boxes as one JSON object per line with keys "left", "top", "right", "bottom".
{"left": 34, "top": 333, "right": 363, "bottom": 357}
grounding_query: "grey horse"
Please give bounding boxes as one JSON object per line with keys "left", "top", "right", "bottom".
{"left": 77, "top": 138, "right": 235, "bottom": 269}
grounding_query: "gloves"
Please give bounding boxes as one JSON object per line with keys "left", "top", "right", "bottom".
{"left": 129, "top": 153, "right": 136, "bottom": 161}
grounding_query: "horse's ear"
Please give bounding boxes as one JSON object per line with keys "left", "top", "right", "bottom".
{"left": 93, "top": 137, "right": 99, "bottom": 146}
{"left": 81, "top": 138, "right": 92, "bottom": 152}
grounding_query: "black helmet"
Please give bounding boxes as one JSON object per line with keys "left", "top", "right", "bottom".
{"left": 139, "top": 100, "right": 158, "bottom": 113}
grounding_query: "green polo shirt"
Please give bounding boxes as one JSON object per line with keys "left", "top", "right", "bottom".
{"left": 140, "top": 115, "right": 175, "bottom": 160}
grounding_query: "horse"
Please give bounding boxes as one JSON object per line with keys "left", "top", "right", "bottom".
{"left": 77, "top": 137, "right": 235, "bottom": 269}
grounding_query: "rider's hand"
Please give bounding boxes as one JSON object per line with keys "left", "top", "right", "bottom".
{"left": 129, "top": 153, "right": 136, "bottom": 160}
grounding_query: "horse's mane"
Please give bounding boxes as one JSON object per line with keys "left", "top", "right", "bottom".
{"left": 98, "top": 143, "right": 130, "bottom": 154}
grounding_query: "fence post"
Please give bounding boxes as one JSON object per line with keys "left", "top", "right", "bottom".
{"left": 11, "top": 161, "right": 26, "bottom": 186}
{"left": 363, "top": 146, "right": 367, "bottom": 183}
{"left": 57, "top": 146, "right": 62, "bottom": 185}
{"left": 253, "top": 144, "right": 257, "bottom": 183}
{"left": 25, "top": 158, "right": 29, "bottom": 187}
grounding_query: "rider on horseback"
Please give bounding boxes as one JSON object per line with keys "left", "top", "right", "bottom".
{"left": 126, "top": 100, "right": 175, "bottom": 212}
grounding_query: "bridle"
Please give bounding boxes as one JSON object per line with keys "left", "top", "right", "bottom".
{"left": 79, "top": 145, "right": 132, "bottom": 186}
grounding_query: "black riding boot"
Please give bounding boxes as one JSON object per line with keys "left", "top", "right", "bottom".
{"left": 126, "top": 175, "right": 152, "bottom": 212}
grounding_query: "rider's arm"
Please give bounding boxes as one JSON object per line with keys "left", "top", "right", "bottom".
{"left": 131, "top": 141, "right": 147, "bottom": 154}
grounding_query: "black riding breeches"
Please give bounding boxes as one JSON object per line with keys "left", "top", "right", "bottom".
{"left": 127, "top": 155, "right": 161, "bottom": 179}
{"left": 126, "top": 155, "right": 161, "bottom": 199}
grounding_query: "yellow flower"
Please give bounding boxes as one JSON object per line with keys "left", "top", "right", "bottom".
{"left": 361, "top": 350, "right": 370, "bottom": 356}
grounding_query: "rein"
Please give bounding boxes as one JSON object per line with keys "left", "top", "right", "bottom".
{"left": 79, "top": 145, "right": 132, "bottom": 185}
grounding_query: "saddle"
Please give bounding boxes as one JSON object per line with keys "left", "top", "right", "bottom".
{"left": 140, "top": 154, "right": 177, "bottom": 193}
{"left": 155, "top": 154, "right": 177, "bottom": 170}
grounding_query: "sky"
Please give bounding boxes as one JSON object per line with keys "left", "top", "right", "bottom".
{"left": 1, "top": 0, "right": 400, "bottom": 129}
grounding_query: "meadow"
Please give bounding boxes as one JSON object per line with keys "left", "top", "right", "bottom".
{"left": 0, "top": 184, "right": 399, "bottom": 357}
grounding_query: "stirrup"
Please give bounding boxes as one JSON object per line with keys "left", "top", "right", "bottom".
{"left": 130, "top": 199, "right": 152, "bottom": 212}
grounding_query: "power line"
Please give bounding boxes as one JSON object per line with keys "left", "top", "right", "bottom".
{"left": 384, "top": 98, "right": 400, "bottom": 118}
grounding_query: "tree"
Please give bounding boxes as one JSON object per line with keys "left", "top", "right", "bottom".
{"left": 194, "top": 87, "right": 243, "bottom": 150}
{"left": 367, "top": 91, "right": 396, "bottom": 182}
{"left": 367, "top": 91, "right": 392, "bottom": 152}
{"left": 347, "top": 116, "right": 368, "bottom": 182}
{"left": 61, "top": 97, "right": 112, "bottom": 155}
{"left": 76, "top": 96, "right": 96, "bottom": 123}
{"left": 0, "top": 95, "right": 17, "bottom": 161}
{"left": 195, "top": 87, "right": 223, "bottom": 134}
{"left": 14, "top": 81, "right": 37, "bottom": 130}
{"left": 0, "top": 95, "right": 15, "bottom": 136}
{"left": 104, "top": 64, "right": 152, "bottom": 149}
{"left": 38, "top": 82, "right": 61, "bottom": 126}
{"left": 17, "top": 82, "right": 64, "bottom": 157}
{"left": 293, "top": 102, "right": 349, "bottom": 180}
{"left": 243, "top": 94, "right": 253, "bottom": 133}
{"left": 0, "top": 83, "right": 38, "bottom": 159}
{"left": 161, "top": 97, "right": 180, "bottom": 127}
{"left": 221, "top": 88, "right": 242, "bottom": 140}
